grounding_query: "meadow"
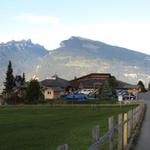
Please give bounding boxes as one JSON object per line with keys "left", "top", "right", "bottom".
{"left": 0, "top": 105, "right": 135, "bottom": 150}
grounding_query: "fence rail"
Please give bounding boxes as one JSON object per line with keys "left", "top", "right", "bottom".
{"left": 57, "top": 103, "right": 145, "bottom": 150}
{"left": 47, "top": 101, "right": 144, "bottom": 108}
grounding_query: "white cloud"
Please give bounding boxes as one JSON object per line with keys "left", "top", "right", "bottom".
{"left": 15, "top": 13, "right": 60, "bottom": 25}
{"left": 124, "top": 73, "right": 137, "bottom": 78}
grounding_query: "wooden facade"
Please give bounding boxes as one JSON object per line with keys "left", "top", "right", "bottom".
{"left": 70, "top": 73, "right": 111, "bottom": 90}
{"left": 71, "top": 73, "right": 111, "bottom": 82}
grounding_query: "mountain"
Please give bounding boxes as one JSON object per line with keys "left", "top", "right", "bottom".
{"left": 36, "top": 36, "right": 150, "bottom": 85}
{"left": 0, "top": 39, "right": 48, "bottom": 90}
{"left": 0, "top": 36, "right": 150, "bottom": 91}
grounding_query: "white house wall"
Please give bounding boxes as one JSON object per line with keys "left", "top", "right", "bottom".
{"left": 44, "top": 88, "right": 54, "bottom": 100}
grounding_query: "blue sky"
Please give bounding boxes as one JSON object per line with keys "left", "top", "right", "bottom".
{"left": 1, "top": 0, "right": 150, "bottom": 54}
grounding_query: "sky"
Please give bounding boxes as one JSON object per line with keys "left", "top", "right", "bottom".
{"left": 1, "top": 0, "right": 150, "bottom": 54}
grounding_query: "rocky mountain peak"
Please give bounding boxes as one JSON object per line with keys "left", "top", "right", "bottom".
{"left": 60, "top": 36, "right": 106, "bottom": 49}
{"left": 0, "top": 39, "right": 48, "bottom": 53}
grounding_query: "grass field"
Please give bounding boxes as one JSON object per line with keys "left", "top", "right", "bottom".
{"left": 0, "top": 105, "right": 135, "bottom": 150}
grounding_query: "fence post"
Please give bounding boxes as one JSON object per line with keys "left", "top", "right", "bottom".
{"left": 130, "top": 110, "right": 133, "bottom": 131}
{"left": 134, "top": 107, "right": 138, "bottom": 128}
{"left": 123, "top": 113, "right": 128, "bottom": 149}
{"left": 141, "top": 104, "right": 145, "bottom": 117}
{"left": 109, "top": 116, "right": 114, "bottom": 150}
{"left": 138, "top": 106, "right": 140, "bottom": 123}
{"left": 136, "top": 107, "right": 139, "bottom": 125}
{"left": 92, "top": 125, "right": 100, "bottom": 149}
{"left": 132, "top": 109, "right": 135, "bottom": 129}
{"left": 57, "top": 144, "right": 68, "bottom": 150}
{"left": 118, "top": 113, "right": 123, "bottom": 150}
{"left": 127, "top": 110, "right": 132, "bottom": 140}
{"left": 139, "top": 105, "right": 142, "bottom": 116}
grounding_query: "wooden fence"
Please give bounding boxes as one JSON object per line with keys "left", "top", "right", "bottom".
{"left": 57, "top": 104, "right": 145, "bottom": 150}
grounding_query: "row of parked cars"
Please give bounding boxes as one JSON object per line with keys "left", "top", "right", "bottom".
{"left": 64, "top": 90, "right": 137, "bottom": 101}
{"left": 64, "top": 93, "right": 88, "bottom": 100}
{"left": 117, "top": 90, "right": 136, "bottom": 100}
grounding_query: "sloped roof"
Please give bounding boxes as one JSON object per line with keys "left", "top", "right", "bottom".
{"left": 117, "top": 80, "right": 138, "bottom": 89}
{"left": 70, "top": 79, "right": 104, "bottom": 88}
{"left": 123, "top": 85, "right": 139, "bottom": 89}
{"left": 70, "top": 73, "right": 111, "bottom": 82}
{"left": 79, "top": 79, "right": 103, "bottom": 86}
{"left": 40, "top": 77, "right": 69, "bottom": 87}
{"left": 51, "top": 87, "right": 62, "bottom": 92}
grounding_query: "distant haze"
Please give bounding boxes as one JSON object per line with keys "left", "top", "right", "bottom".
{"left": 1, "top": 1, "right": 150, "bottom": 54}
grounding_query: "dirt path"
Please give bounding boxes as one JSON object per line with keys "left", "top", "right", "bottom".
{"left": 135, "top": 91, "right": 150, "bottom": 150}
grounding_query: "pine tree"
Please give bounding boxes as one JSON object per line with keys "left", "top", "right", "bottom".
{"left": 100, "top": 80, "right": 113, "bottom": 99}
{"left": 108, "top": 76, "right": 118, "bottom": 95}
{"left": 4, "top": 61, "right": 14, "bottom": 93}
{"left": 137, "top": 80, "right": 147, "bottom": 92}
{"left": 22, "top": 72, "right": 25, "bottom": 85}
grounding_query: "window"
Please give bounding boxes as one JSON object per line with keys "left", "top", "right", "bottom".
{"left": 47, "top": 91, "right": 51, "bottom": 95}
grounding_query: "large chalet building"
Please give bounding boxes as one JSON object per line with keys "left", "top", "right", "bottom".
{"left": 40, "top": 73, "right": 112, "bottom": 100}
{"left": 40, "top": 73, "right": 140, "bottom": 100}
{"left": 68, "top": 73, "right": 112, "bottom": 95}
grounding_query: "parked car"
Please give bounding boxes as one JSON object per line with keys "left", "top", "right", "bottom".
{"left": 122, "top": 93, "right": 136, "bottom": 100}
{"left": 65, "top": 93, "right": 87, "bottom": 100}
{"left": 116, "top": 90, "right": 128, "bottom": 96}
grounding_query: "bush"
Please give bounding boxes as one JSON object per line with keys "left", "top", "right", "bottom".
{"left": 26, "top": 79, "right": 40, "bottom": 103}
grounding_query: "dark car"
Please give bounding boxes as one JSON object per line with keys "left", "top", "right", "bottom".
{"left": 123, "top": 93, "right": 136, "bottom": 100}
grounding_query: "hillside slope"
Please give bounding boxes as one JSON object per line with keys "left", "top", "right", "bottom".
{"left": 36, "top": 36, "right": 150, "bottom": 84}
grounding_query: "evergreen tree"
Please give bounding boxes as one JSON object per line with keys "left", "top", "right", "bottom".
{"left": 26, "top": 79, "right": 40, "bottom": 103}
{"left": 108, "top": 76, "right": 118, "bottom": 95}
{"left": 100, "top": 80, "right": 113, "bottom": 99}
{"left": 4, "top": 61, "right": 14, "bottom": 93}
{"left": 21, "top": 73, "right": 26, "bottom": 85}
{"left": 137, "top": 80, "right": 147, "bottom": 92}
{"left": 148, "top": 82, "right": 150, "bottom": 91}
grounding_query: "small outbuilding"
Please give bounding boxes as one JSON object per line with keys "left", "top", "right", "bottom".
{"left": 44, "top": 87, "right": 62, "bottom": 100}
{"left": 116, "top": 80, "right": 140, "bottom": 94}
{"left": 40, "top": 76, "right": 69, "bottom": 100}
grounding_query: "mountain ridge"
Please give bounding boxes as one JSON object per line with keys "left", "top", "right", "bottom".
{"left": 0, "top": 36, "right": 150, "bottom": 91}
{"left": 0, "top": 39, "right": 48, "bottom": 90}
{"left": 36, "top": 36, "right": 150, "bottom": 85}
{"left": 59, "top": 36, "right": 149, "bottom": 56}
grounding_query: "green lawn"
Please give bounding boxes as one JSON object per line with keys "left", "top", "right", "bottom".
{"left": 0, "top": 105, "right": 135, "bottom": 150}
